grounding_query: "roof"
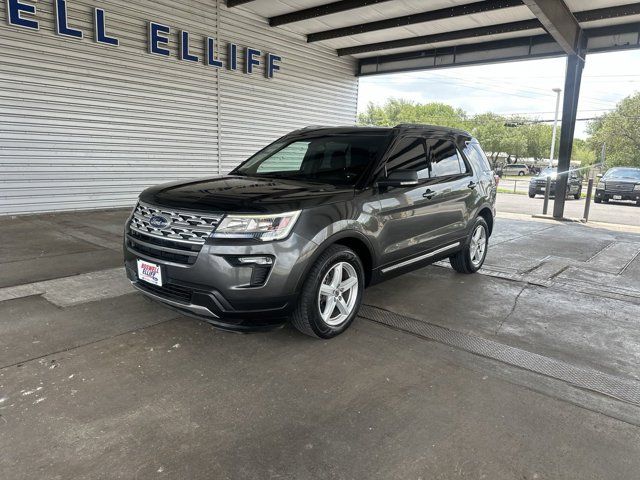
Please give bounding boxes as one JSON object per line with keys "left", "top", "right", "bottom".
{"left": 289, "top": 124, "right": 472, "bottom": 136}
{"left": 227, "top": 1, "right": 640, "bottom": 75}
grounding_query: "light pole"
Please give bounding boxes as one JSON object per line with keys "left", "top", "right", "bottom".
{"left": 549, "top": 87, "right": 562, "bottom": 168}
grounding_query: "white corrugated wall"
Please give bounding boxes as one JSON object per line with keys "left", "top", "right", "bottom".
{"left": 0, "top": 0, "right": 358, "bottom": 215}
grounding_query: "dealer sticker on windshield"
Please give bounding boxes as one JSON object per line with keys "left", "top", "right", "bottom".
{"left": 137, "top": 259, "right": 163, "bottom": 286}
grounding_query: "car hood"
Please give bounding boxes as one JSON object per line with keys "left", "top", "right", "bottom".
{"left": 139, "top": 175, "right": 355, "bottom": 214}
{"left": 531, "top": 174, "right": 557, "bottom": 182}
{"left": 602, "top": 176, "right": 640, "bottom": 184}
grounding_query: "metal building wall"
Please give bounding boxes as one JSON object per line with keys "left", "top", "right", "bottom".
{"left": 0, "top": 1, "right": 358, "bottom": 215}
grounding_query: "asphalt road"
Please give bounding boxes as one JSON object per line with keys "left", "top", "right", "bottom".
{"left": 497, "top": 192, "right": 640, "bottom": 227}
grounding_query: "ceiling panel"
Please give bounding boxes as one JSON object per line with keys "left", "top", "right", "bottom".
{"left": 316, "top": 5, "right": 535, "bottom": 49}
{"left": 233, "top": 0, "right": 640, "bottom": 62}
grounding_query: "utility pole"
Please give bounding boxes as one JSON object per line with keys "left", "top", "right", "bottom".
{"left": 549, "top": 87, "right": 562, "bottom": 168}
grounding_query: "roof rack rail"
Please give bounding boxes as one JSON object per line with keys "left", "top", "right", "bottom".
{"left": 394, "top": 123, "right": 430, "bottom": 128}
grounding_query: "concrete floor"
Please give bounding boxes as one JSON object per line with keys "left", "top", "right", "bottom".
{"left": 1, "top": 208, "right": 640, "bottom": 479}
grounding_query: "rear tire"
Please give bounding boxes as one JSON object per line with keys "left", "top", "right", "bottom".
{"left": 291, "top": 245, "right": 364, "bottom": 339}
{"left": 450, "top": 217, "right": 489, "bottom": 274}
{"left": 574, "top": 189, "right": 581, "bottom": 200}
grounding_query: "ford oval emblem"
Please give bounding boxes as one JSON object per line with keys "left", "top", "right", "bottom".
{"left": 149, "top": 215, "right": 169, "bottom": 229}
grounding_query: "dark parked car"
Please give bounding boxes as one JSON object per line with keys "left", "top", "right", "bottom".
{"left": 595, "top": 167, "right": 640, "bottom": 205}
{"left": 528, "top": 167, "right": 583, "bottom": 199}
{"left": 124, "top": 125, "right": 496, "bottom": 338}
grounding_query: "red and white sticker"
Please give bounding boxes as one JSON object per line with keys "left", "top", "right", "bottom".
{"left": 137, "top": 259, "right": 163, "bottom": 286}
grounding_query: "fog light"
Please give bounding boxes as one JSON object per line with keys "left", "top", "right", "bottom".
{"left": 238, "top": 256, "right": 273, "bottom": 265}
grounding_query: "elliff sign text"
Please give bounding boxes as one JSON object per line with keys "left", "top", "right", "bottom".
{"left": 4, "top": 0, "right": 283, "bottom": 78}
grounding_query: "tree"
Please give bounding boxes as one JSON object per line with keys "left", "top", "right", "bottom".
{"left": 587, "top": 92, "right": 640, "bottom": 168}
{"left": 572, "top": 138, "right": 597, "bottom": 166}
{"left": 358, "top": 99, "right": 592, "bottom": 169}
{"left": 468, "top": 113, "right": 510, "bottom": 167}
{"left": 358, "top": 98, "right": 467, "bottom": 129}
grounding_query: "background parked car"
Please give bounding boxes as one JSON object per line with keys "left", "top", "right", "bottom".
{"left": 502, "top": 163, "right": 529, "bottom": 176}
{"left": 595, "top": 167, "right": 640, "bottom": 205}
{"left": 528, "top": 167, "right": 583, "bottom": 199}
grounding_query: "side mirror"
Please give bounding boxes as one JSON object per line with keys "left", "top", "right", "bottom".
{"left": 597, "top": 174, "right": 603, "bottom": 179}
{"left": 377, "top": 169, "right": 419, "bottom": 188}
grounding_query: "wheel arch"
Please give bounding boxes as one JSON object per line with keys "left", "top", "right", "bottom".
{"left": 476, "top": 206, "right": 494, "bottom": 236}
{"left": 295, "top": 231, "right": 375, "bottom": 292}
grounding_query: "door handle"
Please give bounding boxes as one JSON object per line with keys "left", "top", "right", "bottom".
{"left": 423, "top": 189, "right": 435, "bottom": 199}
{"left": 468, "top": 181, "right": 477, "bottom": 189}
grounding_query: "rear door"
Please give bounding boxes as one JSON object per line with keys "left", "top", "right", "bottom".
{"left": 375, "top": 135, "right": 473, "bottom": 268}
{"left": 421, "top": 135, "right": 475, "bottom": 244}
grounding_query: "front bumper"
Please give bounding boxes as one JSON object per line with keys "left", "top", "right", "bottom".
{"left": 595, "top": 188, "right": 640, "bottom": 202}
{"left": 529, "top": 182, "right": 558, "bottom": 195}
{"left": 124, "top": 226, "right": 319, "bottom": 331}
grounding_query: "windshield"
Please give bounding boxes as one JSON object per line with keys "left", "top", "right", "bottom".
{"left": 232, "top": 134, "right": 391, "bottom": 186}
{"left": 604, "top": 168, "right": 640, "bottom": 180}
{"left": 540, "top": 168, "right": 557, "bottom": 177}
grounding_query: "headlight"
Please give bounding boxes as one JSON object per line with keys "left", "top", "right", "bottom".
{"left": 634, "top": 184, "right": 640, "bottom": 192}
{"left": 211, "top": 211, "right": 301, "bottom": 241}
{"left": 597, "top": 181, "right": 606, "bottom": 189}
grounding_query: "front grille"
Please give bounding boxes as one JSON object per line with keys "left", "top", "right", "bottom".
{"left": 128, "top": 234, "right": 196, "bottom": 264}
{"left": 127, "top": 202, "right": 223, "bottom": 264}
{"left": 136, "top": 280, "right": 193, "bottom": 304}
{"left": 605, "top": 182, "right": 635, "bottom": 193}
{"left": 130, "top": 202, "right": 223, "bottom": 245}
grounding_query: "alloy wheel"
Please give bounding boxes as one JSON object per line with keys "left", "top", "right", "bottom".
{"left": 317, "top": 262, "right": 359, "bottom": 326}
{"left": 469, "top": 224, "right": 487, "bottom": 267}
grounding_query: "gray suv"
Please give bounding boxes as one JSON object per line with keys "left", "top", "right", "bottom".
{"left": 124, "top": 125, "right": 496, "bottom": 338}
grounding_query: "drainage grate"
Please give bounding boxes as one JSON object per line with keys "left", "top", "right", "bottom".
{"left": 359, "top": 304, "right": 640, "bottom": 407}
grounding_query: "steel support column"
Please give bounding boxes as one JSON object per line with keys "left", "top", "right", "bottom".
{"left": 553, "top": 45, "right": 585, "bottom": 218}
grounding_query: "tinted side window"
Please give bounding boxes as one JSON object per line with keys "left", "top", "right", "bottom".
{"left": 428, "top": 139, "right": 463, "bottom": 178}
{"left": 464, "top": 143, "right": 491, "bottom": 172}
{"left": 385, "top": 137, "right": 429, "bottom": 179}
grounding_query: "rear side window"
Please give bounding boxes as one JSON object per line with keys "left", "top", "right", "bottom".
{"left": 464, "top": 143, "right": 492, "bottom": 173}
{"left": 427, "top": 138, "right": 466, "bottom": 178}
{"left": 385, "top": 137, "right": 430, "bottom": 179}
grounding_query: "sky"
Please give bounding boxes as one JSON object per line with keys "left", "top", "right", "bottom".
{"left": 357, "top": 49, "right": 640, "bottom": 138}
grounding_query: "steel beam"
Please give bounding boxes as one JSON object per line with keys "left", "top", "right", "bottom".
{"left": 553, "top": 39, "right": 586, "bottom": 219}
{"left": 522, "top": 0, "right": 582, "bottom": 55}
{"left": 357, "top": 22, "right": 640, "bottom": 75}
{"left": 574, "top": 3, "right": 640, "bottom": 23}
{"left": 269, "top": 0, "right": 393, "bottom": 27}
{"left": 307, "top": 0, "right": 522, "bottom": 43}
{"left": 337, "top": 19, "right": 541, "bottom": 56}
{"left": 339, "top": 3, "right": 639, "bottom": 57}
{"left": 226, "top": 0, "right": 255, "bottom": 7}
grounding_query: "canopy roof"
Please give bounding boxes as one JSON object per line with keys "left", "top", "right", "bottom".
{"left": 227, "top": 0, "right": 640, "bottom": 75}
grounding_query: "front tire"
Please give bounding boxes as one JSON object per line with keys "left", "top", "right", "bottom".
{"left": 594, "top": 197, "right": 602, "bottom": 204}
{"left": 518, "top": 171, "right": 525, "bottom": 176}
{"left": 574, "top": 189, "right": 581, "bottom": 200}
{"left": 450, "top": 218, "right": 489, "bottom": 274}
{"left": 528, "top": 192, "right": 536, "bottom": 198}
{"left": 291, "top": 245, "right": 364, "bottom": 339}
